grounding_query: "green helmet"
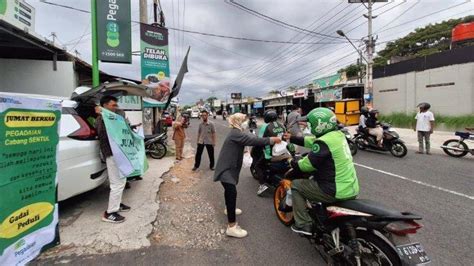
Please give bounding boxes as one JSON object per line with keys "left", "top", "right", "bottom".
{"left": 306, "top": 107, "right": 338, "bottom": 137}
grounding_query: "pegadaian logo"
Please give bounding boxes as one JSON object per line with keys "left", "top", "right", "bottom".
{"left": 105, "top": 0, "right": 120, "bottom": 48}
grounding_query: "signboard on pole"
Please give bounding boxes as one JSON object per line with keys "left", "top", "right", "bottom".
{"left": 140, "top": 24, "right": 171, "bottom": 105}
{"left": 0, "top": 94, "right": 61, "bottom": 265}
{"left": 0, "top": 0, "right": 35, "bottom": 31}
{"left": 293, "top": 88, "right": 308, "bottom": 99}
{"left": 231, "top": 93, "right": 242, "bottom": 100}
{"left": 97, "top": 0, "right": 132, "bottom": 63}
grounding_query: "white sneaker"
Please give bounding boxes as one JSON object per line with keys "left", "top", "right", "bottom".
{"left": 226, "top": 224, "right": 248, "bottom": 238}
{"left": 257, "top": 184, "right": 269, "bottom": 196}
{"left": 224, "top": 208, "right": 242, "bottom": 216}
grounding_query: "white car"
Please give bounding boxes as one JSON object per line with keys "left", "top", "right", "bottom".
{"left": 190, "top": 110, "right": 200, "bottom": 119}
{"left": 5, "top": 82, "right": 150, "bottom": 201}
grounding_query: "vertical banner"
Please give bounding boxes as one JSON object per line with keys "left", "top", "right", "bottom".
{"left": 0, "top": 94, "right": 61, "bottom": 265}
{"left": 97, "top": 0, "right": 132, "bottom": 63}
{"left": 101, "top": 108, "right": 148, "bottom": 177}
{"left": 140, "top": 24, "right": 171, "bottom": 104}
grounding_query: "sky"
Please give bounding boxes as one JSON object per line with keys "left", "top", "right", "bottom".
{"left": 27, "top": 0, "right": 474, "bottom": 104}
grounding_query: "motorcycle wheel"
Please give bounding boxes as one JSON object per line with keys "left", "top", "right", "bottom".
{"left": 273, "top": 185, "right": 294, "bottom": 226}
{"left": 250, "top": 164, "right": 259, "bottom": 180}
{"left": 355, "top": 137, "right": 366, "bottom": 150}
{"left": 319, "top": 230, "right": 401, "bottom": 266}
{"left": 442, "top": 139, "right": 468, "bottom": 158}
{"left": 149, "top": 143, "right": 167, "bottom": 159}
{"left": 348, "top": 140, "right": 357, "bottom": 156}
{"left": 389, "top": 142, "right": 407, "bottom": 158}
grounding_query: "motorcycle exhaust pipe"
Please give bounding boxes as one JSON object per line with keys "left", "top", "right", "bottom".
{"left": 440, "top": 145, "right": 466, "bottom": 151}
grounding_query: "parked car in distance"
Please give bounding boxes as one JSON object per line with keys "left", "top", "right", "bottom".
{"left": 191, "top": 109, "right": 200, "bottom": 119}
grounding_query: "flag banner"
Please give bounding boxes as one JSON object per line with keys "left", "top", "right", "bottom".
{"left": 101, "top": 108, "right": 148, "bottom": 177}
{"left": 140, "top": 24, "right": 170, "bottom": 104}
{"left": 165, "top": 46, "right": 190, "bottom": 109}
{"left": 0, "top": 94, "right": 61, "bottom": 265}
{"left": 97, "top": 0, "right": 132, "bottom": 63}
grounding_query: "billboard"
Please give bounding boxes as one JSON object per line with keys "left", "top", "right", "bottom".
{"left": 231, "top": 93, "right": 242, "bottom": 100}
{"left": 140, "top": 24, "right": 171, "bottom": 105}
{"left": 97, "top": 0, "right": 132, "bottom": 63}
{"left": 0, "top": 0, "right": 35, "bottom": 31}
{"left": 0, "top": 94, "right": 60, "bottom": 265}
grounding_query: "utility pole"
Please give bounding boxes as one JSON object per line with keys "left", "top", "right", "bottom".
{"left": 91, "top": 0, "right": 99, "bottom": 87}
{"left": 139, "top": 0, "right": 148, "bottom": 23}
{"left": 365, "top": 0, "right": 375, "bottom": 107}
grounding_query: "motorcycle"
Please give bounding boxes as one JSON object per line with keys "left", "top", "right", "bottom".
{"left": 274, "top": 163, "right": 429, "bottom": 265}
{"left": 145, "top": 132, "right": 168, "bottom": 159}
{"left": 440, "top": 128, "right": 474, "bottom": 158}
{"left": 339, "top": 125, "right": 357, "bottom": 156}
{"left": 354, "top": 123, "right": 407, "bottom": 158}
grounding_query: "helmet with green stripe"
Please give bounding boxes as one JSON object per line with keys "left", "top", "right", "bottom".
{"left": 306, "top": 107, "right": 338, "bottom": 137}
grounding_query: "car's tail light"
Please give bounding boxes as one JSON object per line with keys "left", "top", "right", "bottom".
{"left": 385, "top": 221, "right": 423, "bottom": 236}
{"left": 68, "top": 115, "right": 96, "bottom": 140}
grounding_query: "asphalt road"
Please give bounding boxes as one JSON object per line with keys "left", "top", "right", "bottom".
{"left": 42, "top": 118, "right": 473, "bottom": 265}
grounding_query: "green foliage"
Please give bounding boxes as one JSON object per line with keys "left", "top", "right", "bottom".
{"left": 338, "top": 63, "right": 364, "bottom": 78}
{"left": 374, "top": 15, "right": 474, "bottom": 67}
{"left": 379, "top": 112, "right": 474, "bottom": 129}
{"left": 206, "top": 96, "right": 217, "bottom": 103}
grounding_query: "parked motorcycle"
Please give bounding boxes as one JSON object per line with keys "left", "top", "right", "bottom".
{"left": 354, "top": 123, "right": 407, "bottom": 158}
{"left": 145, "top": 132, "right": 167, "bottom": 159}
{"left": 441, "top": 128, "right": 474, "bottom": 158}
{"left": 274, "top": 166, "right": 429, "bottom": 265}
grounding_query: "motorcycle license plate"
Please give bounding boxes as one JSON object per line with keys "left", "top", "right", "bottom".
{"left": 395, "top": 243, "right": 430, "bottom": 265}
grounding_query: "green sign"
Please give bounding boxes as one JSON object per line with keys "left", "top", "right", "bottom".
{"left": 0, "top": 94, "right": 60, "bottom": 265}
{"left": 140, "top": 24, "right": 170, "bottom": 104}
{"left": 97, "top": 0, "right": 132, "bottom": 63}
{"left": 313, "top": 73, "right": 347, "bottom": 89}
{"left": 0, "top": 0, "right": 35, "bottom": 31}
{"left": 101, "top": 108, "right": 148, "bottom": 177}
{"left": 314, "top": 87, "right": 343, "bottom": 103}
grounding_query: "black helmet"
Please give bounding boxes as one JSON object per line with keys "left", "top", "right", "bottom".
{"left": 360, "top": 106, "right": 369, "bottom": 115}
{"left": 417, "top": 102, "right": 431, "bottom": 110}
{"left": 369, "top": 109, "right": 379, "bottom": 114}
{"left": 264, "top": 109, "right": 278, "bottom": 123}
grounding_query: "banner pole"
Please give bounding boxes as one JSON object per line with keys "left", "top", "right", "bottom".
{"left": 91, "top": 0, "right": 100, "bottom": 87}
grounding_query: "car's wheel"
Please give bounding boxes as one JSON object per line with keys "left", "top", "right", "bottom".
{"left": 149, "top": 142, "right": 167, "bottom": 159}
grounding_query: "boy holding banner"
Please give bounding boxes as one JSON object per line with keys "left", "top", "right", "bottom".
{"left": 95, "top": 96, "right": 131, "bottom": 223}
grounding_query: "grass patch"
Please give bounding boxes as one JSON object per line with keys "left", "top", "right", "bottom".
{"left": 379, "top": 112, "right": 474, "bottom": 129}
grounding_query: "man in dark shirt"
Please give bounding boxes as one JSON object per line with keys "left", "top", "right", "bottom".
{"left": 95, "top": 96, "right": 131, "bottom": 224}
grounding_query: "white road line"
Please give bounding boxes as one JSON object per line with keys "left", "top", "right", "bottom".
{"left": 354, "top": 163, "right": 474, "bottom": 201}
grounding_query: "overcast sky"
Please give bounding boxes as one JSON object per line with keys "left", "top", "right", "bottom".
{"left": 29, "top": 0, "right": 473, "bottom": 104}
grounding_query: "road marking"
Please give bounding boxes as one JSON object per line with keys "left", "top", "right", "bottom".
{"left": 354, "top": 163, "right": 474, "bottom": 200}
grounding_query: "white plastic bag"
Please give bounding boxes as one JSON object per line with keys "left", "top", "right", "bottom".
{"left": 272, "top": 141, "right": 289, "bottom": 157}
{"left": 303, "top": 127, "right": 311, "bottom": 136}
{"left": 242, "top": 152, "right": 253, "bottom": 168}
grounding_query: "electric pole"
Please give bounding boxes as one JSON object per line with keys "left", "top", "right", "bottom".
{"left": 139, "top": 0, "right": 148, "bottom": 23}
{"left": 365, "top": 0, "right": 375, "bottom": 106}
{"left": 91, "top": 0, "right": 99, "bottom": 87}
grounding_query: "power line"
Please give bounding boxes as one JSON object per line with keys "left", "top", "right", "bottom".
{"left": 375, "top": 0, "right": 421, "bottom": 33}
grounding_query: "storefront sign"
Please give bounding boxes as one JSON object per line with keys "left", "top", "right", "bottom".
{"left": 118, "top": 96, "right": 142, "bottom": 111}
{"left": 140, "top": 24, "right": 170, "bottom": 104}
{"left": 313, "top": 73, "right": 347, "bottom": 89}
{"left": 293, "top": 88, "right": 308, "bottom": 99}
{"left": 314, "top": 88, "right": 342, "bottom": 102}
{"left": 97, "top": 0, "right": 132, "bottom": 63}
{"left": 265, "top": 97, "right": 289, "bottom": 107}
{"left": 253, "top": 101, "right": 263, "bottom": 109}
{"left": 0, "top": 0, "right": 35, "bottom": 31}
{"left": 0, "top": 94, "right": 60, "bottom": 265}
{"left": 101, "top": 108, "right": 148, "bottom": 177}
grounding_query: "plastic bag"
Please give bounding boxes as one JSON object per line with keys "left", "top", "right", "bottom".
{"left": 272, "top": 141, "right": 289, "bottom": 156}
{"left": 303, "top": 127, "right": 311, "bottom": 135}
{"left": 242, "top": 152, "right": 253, "bottom": 168}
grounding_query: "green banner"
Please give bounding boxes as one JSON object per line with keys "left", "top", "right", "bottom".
{"left": 101, "top": 108, "right": 148, "bottom": 177}
{"left": 312, "top": 73, "right": 347, "bottom": 89}
{"left": 314, "top": 88, "right": 343, "bottom": 103}
{"left": 140, "top": 24, "right": 170, "bottom": 104}
{"left": 97, "top": 0, "right": 132, "bottom": 63}
{"left": 0, "top": 94, "right": 60, "bottom": 265}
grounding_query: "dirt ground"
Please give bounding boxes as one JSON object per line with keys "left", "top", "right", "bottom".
{"left": 150, "top": 157, "right": 226, "bottom": 249}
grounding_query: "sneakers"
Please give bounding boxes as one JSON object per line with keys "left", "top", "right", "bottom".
{"left": 119, "top": 203, "right": 131, "bottom": 212}
{"left": 291, "top": 224, "right": 312, "bottom": 236}
{"left": 257, "top": 184, "right": 269, "bottom": 196}
{"left": 210, "top": 167, "right": 215, "bottom": 171}
{"left": 224, "top": 208, "right": 242, "bottom": 216}
{"left": 226, "top": 224, "right": 248, "bottom": 238}
{"left": 102, "top": 212, "right": 125, "bottom": 223}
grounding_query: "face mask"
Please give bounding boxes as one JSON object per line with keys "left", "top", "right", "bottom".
{"left": 241, "top": 121, "right": 249, "bottom": 130}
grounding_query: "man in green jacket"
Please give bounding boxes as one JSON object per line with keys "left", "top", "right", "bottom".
{"left": 284, "top": 107, "right": 359, "bottom": 235}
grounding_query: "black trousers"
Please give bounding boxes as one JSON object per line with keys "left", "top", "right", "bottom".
{"left": 194, "top": 144, "right": 214, "bottom": 168}
{"left": 221, "top": 182, "right": 237, "bottom": 223}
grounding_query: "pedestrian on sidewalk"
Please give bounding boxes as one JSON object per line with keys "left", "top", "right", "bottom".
{"left": 193, "top": 110, "right": 216, "bottom": 171}
{"left": 95, "top": 96, "right": 131, "bottom": 224}
{"left": 414, "top": 103, "right": 435, "bottom": 155}
{"left": 173, "top": 116, "right": 187, "bottom": 161}
{"left": 213, "top": 113, "right": 281, "bottom": 238}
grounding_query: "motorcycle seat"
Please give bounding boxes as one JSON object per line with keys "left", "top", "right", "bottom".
{"left": 455, "top": 131, "right": 471, "bottom": 139}
{"left": 145, "top": 133, "right": 165, "bottom": 141}
{"left": 330, "top": 199, "right": 422, "bottom": 220}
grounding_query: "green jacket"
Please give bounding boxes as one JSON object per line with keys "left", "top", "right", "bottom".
{"left": 291, "top": 131, "right": 359, "bottom": 199}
